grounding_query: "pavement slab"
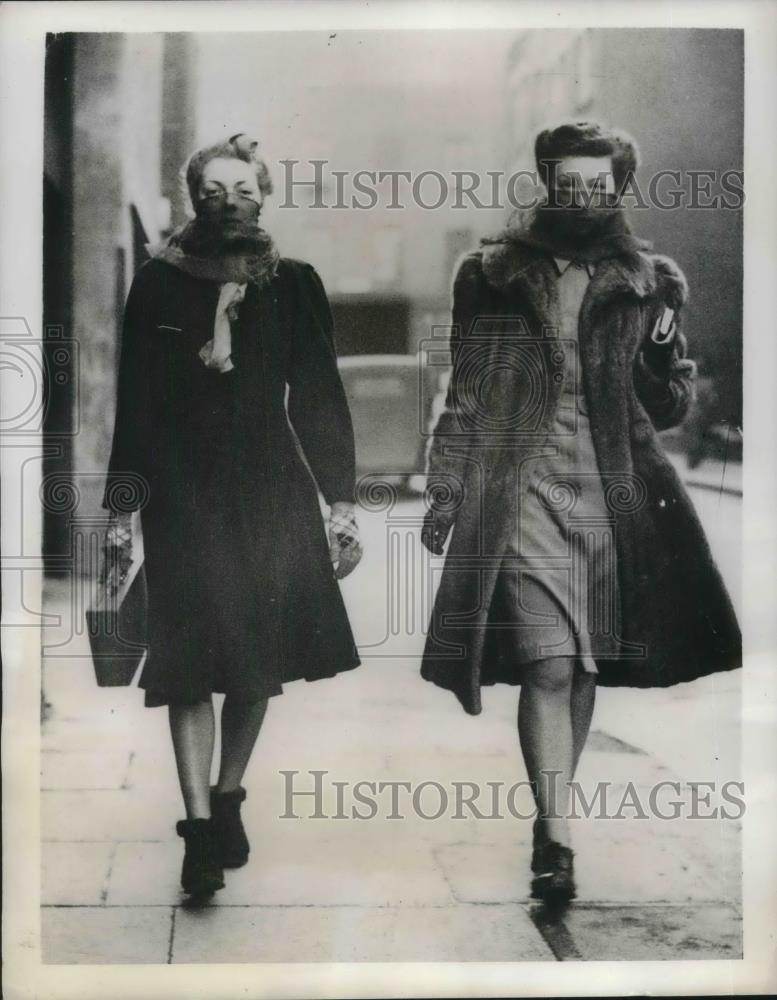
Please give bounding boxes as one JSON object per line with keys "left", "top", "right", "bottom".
{"left": 41, "top": 842, "right": 116, "bottom": 905}
{"left": 105, "top": 830, "right": 454, "bottom": 909}
{"left": 433, "top": 819, "right": 727, "bottom": 907}
{"left": 42, "top": 788, "right": 179, "bottom": 842}
{"left": 532, "top": 902, "right": 743, "bottom": 961}
{"left": 41, "top": 748, "right": 134, "bottom": 790}
{"left": 42, "top": 906, "right": 173, "bottom": 964}
{"left": 171, "top": 903, "right": 552, "bottom": 963}
{"left": 105, "top": 841, "right": 184, "bottom": 906}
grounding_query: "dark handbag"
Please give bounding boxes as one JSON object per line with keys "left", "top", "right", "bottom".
{"left": 86, "top": 529, "right": 149, "bottom": 687}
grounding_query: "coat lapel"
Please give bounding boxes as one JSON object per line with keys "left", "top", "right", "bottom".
{"left": 480, "top": 242, "right": 564, "bottom": 437}
{"left": 481, "top": 240, "right": 561, "bottom": 328}
{"left": 480, "top": 237, "right": 660, "bottom": 470}
{"left": 481, "top": 236, "right": 659, "bottom": 312}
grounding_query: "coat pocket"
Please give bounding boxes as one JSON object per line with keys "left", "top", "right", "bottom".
{"left": 156, "top": 323, "right": 185, "bottom": 333}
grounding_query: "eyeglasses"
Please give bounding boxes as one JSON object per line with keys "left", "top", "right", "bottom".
{"left": 198, "top": 189, "right": 262, "bottom": 206}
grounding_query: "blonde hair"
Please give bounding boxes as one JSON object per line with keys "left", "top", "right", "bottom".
{"left": 179, "top": 133, "right": 273, "bottom": 217}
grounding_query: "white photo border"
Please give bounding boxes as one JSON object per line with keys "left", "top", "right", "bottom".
{"left": 1, "top": 1, "right": 775, "bottom": 997}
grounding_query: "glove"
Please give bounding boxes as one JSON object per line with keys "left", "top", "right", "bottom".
{"left": 100, "top": 512, "right": 133, "bottom": 597}
{"left": 328, "top": 501, "right": 363, "bottom": 580}
{"left": 421, "top": 510, "right": 453, "bottom": 555}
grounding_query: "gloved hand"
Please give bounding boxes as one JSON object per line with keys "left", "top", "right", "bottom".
{"left": 328, "top": 501, "right": 363, "bottom": 579}
{"left": 421, "top": 510, "right": 453, "bottom": 555}
{"left": 100, "top": 512, "right": 133, "bottom": 597}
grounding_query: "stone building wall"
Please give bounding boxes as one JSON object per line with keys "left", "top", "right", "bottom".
{"left": 43, "top": 32, "right": 195, "bottom": 569}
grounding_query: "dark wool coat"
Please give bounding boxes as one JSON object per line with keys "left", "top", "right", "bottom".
{"left": 421, "top": 236, "right": 741, "bottom": 716}
{"left": 103, "top": 256, "right": 360, "bottom": 705}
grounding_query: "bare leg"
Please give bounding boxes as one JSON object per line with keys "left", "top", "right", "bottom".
{"left": 169, "top": 700, "right": 216, "bottom": 819}
{"left": 571, "top": 668, "right": 596, "bottom": 777}
{"left": 528, "top": 662, "right": 596, "bottom": 851}
{"left": 215, "top": 697, "right": 269, "bottom": 793}
{"left": 518, "top": 657, "right": 575, "bottom": 847}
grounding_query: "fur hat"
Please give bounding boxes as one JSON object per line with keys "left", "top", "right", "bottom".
{"left": 535, "top": 121, "right": 639, "bottom": 192}
{"left": 180, "top": 133, "right": 273, "bottom": 218}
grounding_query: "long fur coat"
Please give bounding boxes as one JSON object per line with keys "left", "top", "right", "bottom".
{"left": 421, "top": 225, "right": 741, "bottom": 716}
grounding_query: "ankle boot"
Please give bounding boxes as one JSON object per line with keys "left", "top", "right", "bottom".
{"left": 176, "top": 818, "right": 225, "bottom": 896}
{"left": 530, "top": 841, "right": 577, "bottom": 904}
{"left": 210, "top": 786, "right": 250, "bottom": 868}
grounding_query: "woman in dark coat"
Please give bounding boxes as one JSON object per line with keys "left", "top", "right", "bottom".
{"left": 421, "top": 122, "right": 741, "bottom": 903}
{"left": 102, "top": 134, "right": 362, "bottom": 897}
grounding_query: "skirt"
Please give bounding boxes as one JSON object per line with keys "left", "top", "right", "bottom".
{"left": 491, "top": 386, "right": 621, "bottom": 672}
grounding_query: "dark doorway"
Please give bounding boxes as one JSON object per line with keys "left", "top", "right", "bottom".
{"left": 43, "top": 33, "right": 75, "bottom": 571}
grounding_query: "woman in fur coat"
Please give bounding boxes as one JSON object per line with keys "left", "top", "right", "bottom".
{"left": 101, "top": 134, "right": 363, "bottom": 898}
{"left": 421, "top": 122, "right": 741, "bottom": 903}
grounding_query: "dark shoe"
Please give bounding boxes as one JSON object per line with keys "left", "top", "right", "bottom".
{"left": 530, "top": 841, "right": 576, "bottom": 903}
{"left": 210, "top": 786, "right": 250, "bottom": 868}
{"left": 176, "top": 818, "right": 225, "bottom": 897}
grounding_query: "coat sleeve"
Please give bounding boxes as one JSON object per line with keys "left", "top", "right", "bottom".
{"left": 633, "top": 254, "right": 697, "bottom": 432}
{"left": 424, "top": 251, "right": 484, "bottom": 519}
{"left": 286, "top": 262, "right": 357, "bottom": 505}
{"left": 102, "top": 263, "right": 156, "bottom": 512}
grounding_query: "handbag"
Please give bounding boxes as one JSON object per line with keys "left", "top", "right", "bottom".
{"left": 86, "top": 512, "right": 148, "bottom": 686}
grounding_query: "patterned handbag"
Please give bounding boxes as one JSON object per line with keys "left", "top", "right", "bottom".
{"left": 86, "top": 514, "right": 148, "bottom": 686}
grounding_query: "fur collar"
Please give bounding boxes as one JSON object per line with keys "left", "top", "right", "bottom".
{"left": 480, "top": 211, "right": 688, "bottom": 308}
{"left": 146, "top": 220, "right": 280, "bottom": 287}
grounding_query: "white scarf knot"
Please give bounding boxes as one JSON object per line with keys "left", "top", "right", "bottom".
{"left": 198, "top": 281, "right": 247, "bottom": 373}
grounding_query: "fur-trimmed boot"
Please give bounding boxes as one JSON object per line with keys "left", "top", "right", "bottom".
{"left": 176, "top": 818, "right": 225, "bottom": 897}
{"left": 530, "top": 841, "right": 576, "bottom": 904}
{"left": 210, "top": 786, "right": 250, "bottom": 868}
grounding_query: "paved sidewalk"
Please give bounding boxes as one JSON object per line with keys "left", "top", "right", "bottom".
{"left": 41, "top": 551, "right": 742, "bottom": 964}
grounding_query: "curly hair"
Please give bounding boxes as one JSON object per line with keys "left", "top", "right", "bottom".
{"left": 180, "top": 133, "right": 273, "bottom": 217}
{"left": 535, "top": 121, "right": 639, "bottom": 192}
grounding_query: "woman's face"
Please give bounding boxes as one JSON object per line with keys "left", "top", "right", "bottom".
{"left": 196, "top": 157, "right": 263, "bottom": 230}
{"left": 544, "top": 154, "right": 619, "bottom": 241}
{"left": 551, "top": 155, "right": 615, "bottom": 208}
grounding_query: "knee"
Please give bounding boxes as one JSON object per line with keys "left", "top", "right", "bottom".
{"left": 525, "top": 658, "right": 574, "bottom": 694}
{"left": 169, "top": 696, "right": 212, "bottom": 717}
